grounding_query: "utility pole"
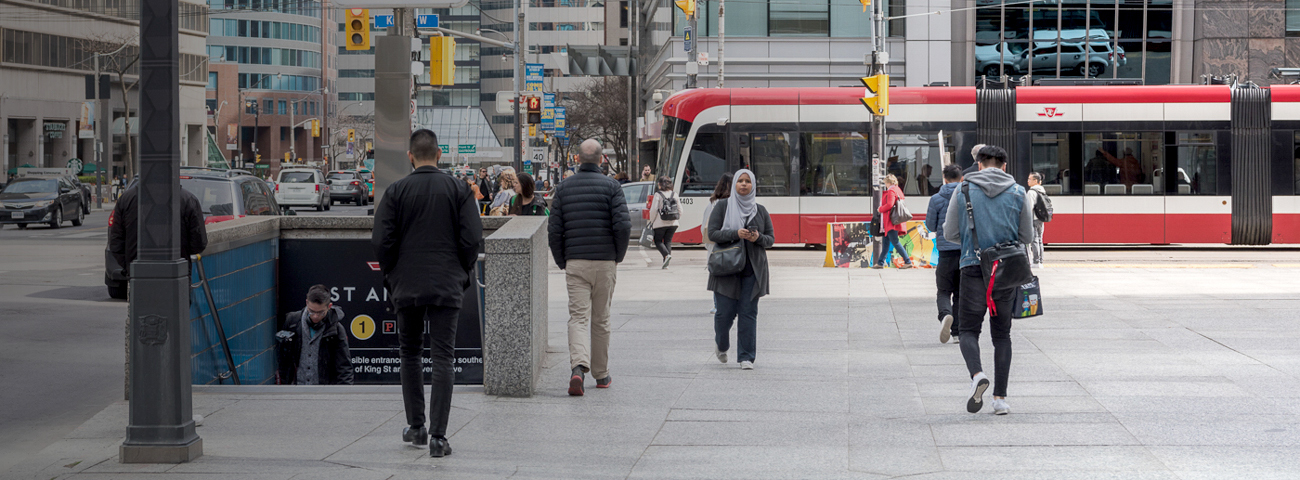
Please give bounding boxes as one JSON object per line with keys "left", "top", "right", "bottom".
{"left": 93, "top": 55, "right": 104, "bottom": 209}
{"left": 627, "top": 0, "right": 638, "bottom": 173}
{"left": 121, "top": 0, "right": 202, "bottom": 463}
{"left": 717, "top": 0, "right": 724, "bottom": 87}
{"left": 869, "top": 0, "right": 887, "bottom": 264}
{"left": 514, "top": 4, "right": 526, "bottom": 172}
{"left": 687, "top": 7, "right": 698, "bottom": 88}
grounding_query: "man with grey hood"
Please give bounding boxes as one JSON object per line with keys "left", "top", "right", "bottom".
{"left": 943, "top": 145, "right": 1034, "bottom": 416}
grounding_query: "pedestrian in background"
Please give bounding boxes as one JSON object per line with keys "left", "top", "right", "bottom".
{"left": 614, "top": 172, "right": 630, "bottom": 184}
{"left": 647, "top": 176, "right": 680, "bottom": 269}
{"left": 927, "top": 164, "right": 964, "bottom": 344}
{"left": 489, "top": 170, "right": 517, "bottom": 215}
{"left": 874, "top": 174, "right": 914, "bottom": 269}
{"left": 708, "top": 169, "right": 774, "bottom": 370}
{"left": 548, "top": 138, "right": 630, "bottom": 396}
{"left": 276, "top": 284, "right": 353, "bottom": 385}
{"left": 640, "top": 165, "right": 655, "bottom": 182}
{"left": 943, "top": 144, "right": 1033, "bottom": 416}
{"left": 702, "top": 172, "right": 733, "bottom": 315}
{"left": 508, "top": 172, "right": 548, "bottom": 216}
{"left": 372, "top": 129, "right": 483, "bottom": 457}
{"left": 1025, "top": 172, "right": 1049, "bottom": 267}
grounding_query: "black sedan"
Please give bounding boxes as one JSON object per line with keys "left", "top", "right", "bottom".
{"left": 0, "top": 177, "right": 84, "bottom": 229}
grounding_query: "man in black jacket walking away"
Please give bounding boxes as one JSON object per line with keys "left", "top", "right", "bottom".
{"left": 276, "top": 284, "right": 354, "bottom": 385}
{"left": 549, "top": 138, "right": 630, "bottom": 396}
{"left": 372, "top": 129, "right": 483, "bottom": 458}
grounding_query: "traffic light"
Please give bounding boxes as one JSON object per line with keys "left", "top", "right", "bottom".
{"left": 860, "top": 0, "right": 870, "bottom": 12}
{"left": 526, "top": 95, "right": 542, "bottom": 124}
{"left": 345, "top": 9, "right": 370, "bottom": 51}
{"left": 861, "top": 74, "right": 889, "bottom": 115}
{"left": 348, "top": 129, "right": 356, "bottom": 142}
{"left": 674, "top": 0, "right": 694, "bottom": 17}
{"left": 429, "top": 36, "right": 456, "bottom": 86}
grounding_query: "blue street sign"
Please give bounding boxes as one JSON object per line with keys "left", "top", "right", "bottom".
{"left": 374, "top": 15, "right": 393, "bottom": 28}
{"left": 417, "top": 14, "right": 439, "bottom": 29}
{"left": 684, "top": 26, "right": 692, "bottom": 52}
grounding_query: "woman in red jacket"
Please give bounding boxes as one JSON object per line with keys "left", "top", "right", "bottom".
{"left": 874, "top": 174, "right": 914, "bottom": 269}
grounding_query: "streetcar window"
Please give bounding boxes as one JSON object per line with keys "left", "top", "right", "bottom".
{"left": 658, "top": 117, "right": 689, "bottom": 184}
{"left": 681, "top": 125, "right": 727, "bottom": 196}
{"left": 1083, "top": 132, "right": 1162, "bottom": 195}
{"left": 800, "top": 132, "right": 871, "bottom": 196}
{"left": 744, "top": 133, "right": 795, "bottom": 196}
{"left": 1168, "top": 132, "right": 1216, "bottom": 195}
{"left": 1031, "top": 133, "right": 1073, "bottom": 194}
{"left": 887, "top": 132, "right": 952, "bottom": 197}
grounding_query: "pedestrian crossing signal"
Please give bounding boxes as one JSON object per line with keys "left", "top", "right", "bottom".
{"left": 429, "top": 36, "right": 456, "bottom": 86}
{"left": 861, "top": 74, "right": 889, "bottom": 116}
{"left": 345, "top": 9, "right": 370, "bottom": 51}
{"left": 674, "top": 0, "right": 695, "bottom": 17}
{"left": 860, "top": 0, "right": 870, "bottom": 12}
{"left": 526, "top": 95, "right": 542, "bottom": 124}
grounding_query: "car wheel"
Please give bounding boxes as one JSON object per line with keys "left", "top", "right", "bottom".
{"left": 316, "top": 200, "right": 324, "bottom": 212}
{"left": 49, "top": 208, "right": 62, "bottom": 229}
{"left": 107, "top": 283, "right": 128, "bottom": 300}
{"left": 17, "top": 224, "right": 27, "bottom": 230}
{"left": 1077, "top": 63, "right": 1104, "bottom": 77}
{"left": 324, "top": 198, "right": 331, "bottom": 211}
{"left": 72, "top": 207, "right": 84, "bottom": 227}
{"left": 982, "top": 65, "right": 1004, "bottom": 78}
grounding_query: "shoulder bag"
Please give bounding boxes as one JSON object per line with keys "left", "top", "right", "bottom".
{"left": 962, "top": 183, "right": 1034, "bottom": 315}
{"left": 708, "top": 239, "right": 745, "bottom": 276}
{"left": 890, "top": 191, "right": 913, "bottom": 225}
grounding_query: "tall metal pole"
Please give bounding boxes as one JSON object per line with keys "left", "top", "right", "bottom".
{"left": 93, "top": 55, "right": 104, "bottom": 209}
{"left": 627, "top": 0, "right": 638, "bottom": 174}
{"left": 289, "top": 100, "right": 295, "bottom": 163}
{"left": 870, "top": 0, "right": 886, "bottom": 264}
{"left": 717, "top": 0, "right": 724, "bottom": 87}
{"left": 514, "top": 6, "right": 526, "bottom": 172}
{"left": 687, "top": 9, "right": 698, "bottom": 88}
{"left": 121, "top": 0, "right": 202, "bottom": 463}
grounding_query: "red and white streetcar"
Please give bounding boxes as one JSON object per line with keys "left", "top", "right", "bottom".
{"left": 654, "top": 85, "right": 1300, "bottom": 245}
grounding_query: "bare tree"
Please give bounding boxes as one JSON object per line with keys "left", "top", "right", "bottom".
{"left": 81, "top": 33, "right": 140, "bottom": 179}
{"left": 331, "top": 114, "right": 375, "bottom": 167}
{"left": 563, "top": 78, "right": 630, "bottom": 174}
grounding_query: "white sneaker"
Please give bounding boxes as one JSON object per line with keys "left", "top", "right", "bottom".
{"left": 939, "top": 314, "right": 954, "bottom": 344}
{"left": 1031, "top": 263, "right": 1044, "bottom": 269}
{"left": 710, "top": 308, "right": 717, "bottom": 314}
{"left": 967, "top": 372, "right": 990, "bottom": 413}
{"left": 992, "top": 398, "right": 1010, "bottom": 415}
{"left": 739, "top": 361, "right": 754, "bottom": 370}
{"left": 662, "top": 255, "right": 672, "bottom": 269}
{"left": 715, "top": 349, "right": 727, "bottom": 364}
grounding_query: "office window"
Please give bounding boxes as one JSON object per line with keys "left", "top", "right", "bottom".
{"left": 1289, "top": 0, "right": 1300, "bottom": 36}
{"left": 264, "top": 99, "right": 274, "bottom": 114}
{"left": 769, "top": 0, "right": 829, "bottom": 36}
{"left": 277, "top": 100, "right": 287, "bottom": 115}
{"left": 207, "top": 72, "right": 218, "bottom": 89}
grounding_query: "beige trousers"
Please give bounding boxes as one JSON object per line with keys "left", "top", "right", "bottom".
{"left": 565, "top": 259, "right": 616, "bottom": 379}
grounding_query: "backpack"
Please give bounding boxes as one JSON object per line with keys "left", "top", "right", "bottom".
{"left": 657, "top": 192, "right": 680, "bottom": 221}
{"left": 1032, "top": 189, "right": 1053, "bottom": 222}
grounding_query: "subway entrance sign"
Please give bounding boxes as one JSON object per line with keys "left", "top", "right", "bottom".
{"left": 279, "top": 239, "right": 484, "bottom": 384}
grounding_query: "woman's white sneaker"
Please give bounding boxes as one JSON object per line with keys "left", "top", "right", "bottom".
{"left": 714, "top": 349, "right": 727, "bottom": 363}
{"left": 992, "top": 398, "right": 1010, "bottom": 415}
{"left": 739, "top": 361, "right": 754, "bottom": 370}
{"left": 967, "top": 372, "right": 990, "bottom": 413}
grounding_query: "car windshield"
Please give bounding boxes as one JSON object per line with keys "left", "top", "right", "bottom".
{"left": 3, "top": 179, "right": 57, "bottom": 194}
{"left": 280, "top": 172, "right": 315, "bottom": 183}
{"left": 180, "top": 178, "right": 236, "bottom": 216}
{"left": 328, "top": 173, "right": 355, "bottom": 181}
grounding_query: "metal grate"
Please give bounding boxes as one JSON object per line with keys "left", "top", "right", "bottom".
{"left": 1230, "top": 87, "right": 1272, "bottom": 245}
{"left": 977, "top": 88, "right": 1017, "bottom": 164}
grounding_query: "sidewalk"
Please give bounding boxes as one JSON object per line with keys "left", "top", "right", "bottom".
{"left": 12, "top": 248, "right": 1300, "bottom": 479}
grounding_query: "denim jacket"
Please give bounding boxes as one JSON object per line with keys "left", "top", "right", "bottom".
{"left": 943, "top": 168, "right": 1035, "bottom": 269}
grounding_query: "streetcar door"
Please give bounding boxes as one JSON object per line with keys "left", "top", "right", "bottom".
{"left": 1081, "top": 132, "right": 1166, "bottom": 244}
{"left": 1029, "top": 132, "right": 1083, "bottom": 243}
{"left": 730, "top": 128, "right": 800, "bottom": 243}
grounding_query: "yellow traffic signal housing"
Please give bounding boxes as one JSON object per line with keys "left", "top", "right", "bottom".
{"left": 860, "top": 0, "right": 870, "bottom": 12}
{"left": 345, "top": 9, "right": 370, "bottom": 51}
{"left": 674, "top": 0, "right": 695, "bottom": 17}
{"left": 429, "top": 36, "right": 457, "bottom": 86}
{"left": 861, "top": 74, "right": 889, "bottom": 115}
{"left": 348, "top": 129, "right": 356, "bottom": 142}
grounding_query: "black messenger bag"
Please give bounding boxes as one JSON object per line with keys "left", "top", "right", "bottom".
{"left": 962, "top": 183, "right": 1034, "bottom": 315}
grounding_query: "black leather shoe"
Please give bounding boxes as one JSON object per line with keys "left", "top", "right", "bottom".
{"left": 429, "top": 437, "right": 452, "bottom": 457}
{"left": 403, "top": 426, "right": 428, "bottom": 446}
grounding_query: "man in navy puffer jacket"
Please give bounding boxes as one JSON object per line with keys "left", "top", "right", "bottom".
{"left": 926, "top": 164, "right": 964, "bottom": 345}
{"left": 548, "top": 138, "right": 630, "bottom": 396}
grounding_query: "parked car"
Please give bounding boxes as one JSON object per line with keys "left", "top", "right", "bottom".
{"left": 620, "top": 181, "right": 652, "bottom": 242}
{"left": 275, "top": 167, "right": 329, "bottom": 211}
{"left": 104, "top": 170, "right": 285, "bottom": 299}
{"left": 327, "top": 170, "right": 368, "bottom": 206}
{"left": 355, "top": 169, "right": 374, "bottom": 200}
{"left": 975, "top": 42, "right": 1025, "bottom": 77}
{"left": 0, "top": 177, "right": 85, "bottom": 229}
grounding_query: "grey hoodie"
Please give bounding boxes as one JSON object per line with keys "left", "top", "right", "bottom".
{"left": 943, "top": 167, "right": 1035, "bottom": 269}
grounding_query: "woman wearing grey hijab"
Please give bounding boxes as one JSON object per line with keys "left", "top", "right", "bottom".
{"left": 706, "top": 169, "right": 774, "bottom": 370}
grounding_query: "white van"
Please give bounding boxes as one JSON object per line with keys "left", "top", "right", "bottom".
{"left": 275, "top": 168, "right": 329, "bottom": 211}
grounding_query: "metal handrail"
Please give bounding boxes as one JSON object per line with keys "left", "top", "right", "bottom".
{"left": 190, "top": 254, "right": 241, "bottom": 385}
